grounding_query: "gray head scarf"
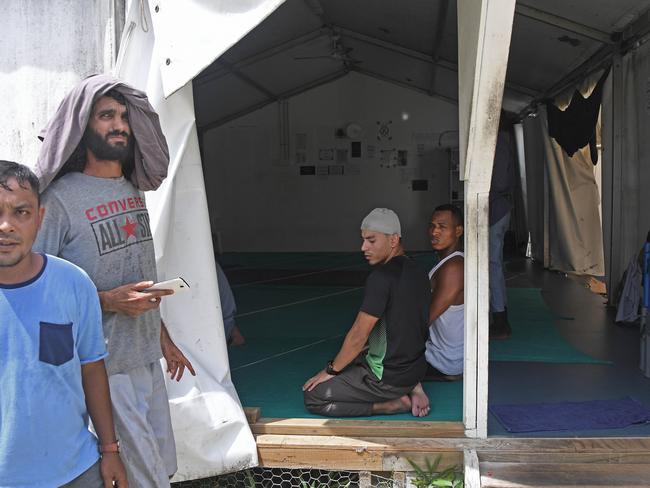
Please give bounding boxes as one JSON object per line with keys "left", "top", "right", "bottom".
{"left": 35, "top": 74, "right": 169, "bottom": 192}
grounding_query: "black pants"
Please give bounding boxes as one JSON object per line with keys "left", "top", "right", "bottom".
{"left": 304, "top": 359, "right": 414, "bottom": 417}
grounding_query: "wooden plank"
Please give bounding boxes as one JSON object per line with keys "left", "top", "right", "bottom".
{"left": 478, "top": 451, "right": 650, "bottom": 465}
{"left": 244, "top": 407, "right": 261, "bottom": 424}
{"left": 480, "top": 462, "right": 650, "bottom": 487}
{"left": 249, "top": 418, "right": 465, "bottom": 438}
{"left": 254, "top": 434, "right": 465, "bottom": 451}
{"left": 480, "top": 437, "right": 650, "bottom": 453}
{"left": 257, "top": 447, "right": 384, "bottom": 470}
{"left": 255, "top": 435, "right": 650, "bottom": 453}
{"left": 382, "top": 451, "right": 463, "bottom": 471}
{"left": 475, "top": 191, "right": 490, "bottom": 439}
{"left": 464, "top": 449, "right": 481, "bottom": 488}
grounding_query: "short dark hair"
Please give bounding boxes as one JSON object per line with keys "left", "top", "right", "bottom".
{"left": 433, "top": 204, "right": 463, "bottom": 227}
{"left": 0, "top": 160, "right": 40, "bottom": 202}
{"left": 104, "top": 88, "right": 127, "bottom": 106}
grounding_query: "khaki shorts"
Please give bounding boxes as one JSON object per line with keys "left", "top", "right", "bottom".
{"left": 108, "top": 362, "right": 177, "bottom": 488}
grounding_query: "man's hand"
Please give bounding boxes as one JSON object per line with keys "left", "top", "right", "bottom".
{"left": 99, "top": 281, "right": 173, "bottom": 317}
{"left": 302, "top": 369, "right": 334, "bottom": 392}
{"left": 161, "top": 324, "right": 196, "bottom": 381}
{"left": 100, "top": 452, "right": 129, "bottom": 488}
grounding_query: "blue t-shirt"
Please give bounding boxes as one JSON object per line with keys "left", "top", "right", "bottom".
{"left": 0, "top": 255, "right": 108, "bottom": 487}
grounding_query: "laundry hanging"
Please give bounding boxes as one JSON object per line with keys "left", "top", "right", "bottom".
{"left": 546, "top": 68, "right": 610, "bottom": 164}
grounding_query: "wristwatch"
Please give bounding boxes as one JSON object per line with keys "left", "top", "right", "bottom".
{"left": 99, "top": 440, "right": 120, "bottom": 454}
{"left": 326, "top": 360, "right": 341, "bottom": 376}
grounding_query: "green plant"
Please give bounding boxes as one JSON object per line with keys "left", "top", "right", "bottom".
{"left": 300, "top": 477, "right": 351, "bottom": 488}
{"left": 243, "top": 469, "right": 256, "bottom": 488}
{"left": 408, "top": 455, "right": 464, "bottom": 488}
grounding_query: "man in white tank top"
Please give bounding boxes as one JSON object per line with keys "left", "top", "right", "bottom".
{"left": 424, "top": 205, "right": 465, "bottom": 380}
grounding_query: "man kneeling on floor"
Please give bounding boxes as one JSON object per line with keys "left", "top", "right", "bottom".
{"left": 303, "top": 208, "right": 431, "bottom": 417}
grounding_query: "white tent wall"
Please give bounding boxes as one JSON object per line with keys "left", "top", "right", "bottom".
{"left": 113, "top": 0, "right": 309, "bottom": 479}
{"left": 603, "top": 41, "right": 650, "bottom": 299}
{"left": 0, "top": 0, "right": 119, "bottom": 166}
{"left": 201, "top": 72, "right": 458, "bottom": 253}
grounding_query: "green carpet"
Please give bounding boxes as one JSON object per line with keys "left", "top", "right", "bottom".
{"left": 224, "top": 253, "right": 607, "bottom": 420}
{"left": 229, "top": 281, "right": 461, "bottom": 420}
{"left": 490, "top": 288, "right": 611, "bottom": 364}
{"left": 230, "top": 337, "right": 462, "bottom": 421}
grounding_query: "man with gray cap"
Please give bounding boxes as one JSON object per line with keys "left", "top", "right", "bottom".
{"left": 303, "top": 208, "right": 431, "bottom": 417}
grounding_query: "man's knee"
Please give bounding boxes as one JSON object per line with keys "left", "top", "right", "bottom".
{"left": 304, "top": 384, "right": 341, "bottom": 416}
{"left": 303, "top": 387, "right": 325, "bottom": 411}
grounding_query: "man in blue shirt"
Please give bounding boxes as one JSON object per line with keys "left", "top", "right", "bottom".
{"left": 0, "top": 160, "right": 128, "bottom": 487}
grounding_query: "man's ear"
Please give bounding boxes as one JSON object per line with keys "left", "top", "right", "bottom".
{"left": 389, "top": 234, "right": 400, "bottom": 248}
{"left": 37, "top": 206, "right": 45, "bottom": 229}
{"left": 455, "top": 225, "right": 464, "bottom": 238}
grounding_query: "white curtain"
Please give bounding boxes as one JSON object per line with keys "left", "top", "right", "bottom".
{"left": 114, "top": 0, "right": 288, "bottom": 480}
{"left": 523, "top": 102, "right": 605, "bottom": 275}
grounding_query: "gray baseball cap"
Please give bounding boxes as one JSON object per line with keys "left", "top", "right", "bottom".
{"left": 360, "top": 208, "right": 401, "bottom": 236}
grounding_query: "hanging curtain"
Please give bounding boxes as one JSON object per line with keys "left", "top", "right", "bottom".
{"left": 522, "top": 114, "right": 545, "bottom": 264}
{"left": 542, "top": 105, "right": 605, "bottom": 275}
{"left": 602, "top": 41, "right": 650, "bottom": 297}
{"left": 523, "top": 90, "right": 606, "bottom": 275}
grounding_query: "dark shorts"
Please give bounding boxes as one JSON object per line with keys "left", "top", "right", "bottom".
{"left": 304, "top": 359, "right": 414, "bottom": 417}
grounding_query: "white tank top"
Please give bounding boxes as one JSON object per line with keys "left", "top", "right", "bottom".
{"left": 425, "top": 251, "right": 464, "bottom": 375}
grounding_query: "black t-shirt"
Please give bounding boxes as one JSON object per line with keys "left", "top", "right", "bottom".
{"left": 360, "top": 255, "right": 431, "bottom": 386}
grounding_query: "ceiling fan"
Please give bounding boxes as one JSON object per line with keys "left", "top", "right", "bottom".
{"left": 293, "top": 34, "right": 362, "bottom": 65}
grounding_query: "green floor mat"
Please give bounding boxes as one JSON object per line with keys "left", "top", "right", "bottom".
{"left": 234, "top": 284, "right": 360, "bottom": 316}
{"left": 230, "top": 337, "right": 462, "bottom": 421}
{"left": 490, "top": 288, "right": 611, "bottom": 364}
{"left": 226, "top": 262, "right": 605, "bottom": 420}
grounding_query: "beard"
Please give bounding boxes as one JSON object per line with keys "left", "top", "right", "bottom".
{"left": 83, "top": 126, "right": 134, "bottom": 162}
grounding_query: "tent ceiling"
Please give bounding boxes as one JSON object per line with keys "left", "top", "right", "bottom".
{"left": 194, "top": 0, "right": 650, "bottom": 131}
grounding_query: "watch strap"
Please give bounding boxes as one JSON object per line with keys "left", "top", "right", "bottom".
{"left": 99, "top": 440, "right": 120, "bottom": 454}
{"left": 326, "top": 360, "right": 340, "bottom": 376}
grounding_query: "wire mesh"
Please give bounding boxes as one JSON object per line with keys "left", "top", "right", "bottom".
{"left": 172, "top": 467, "right": 403, "bottom": 488}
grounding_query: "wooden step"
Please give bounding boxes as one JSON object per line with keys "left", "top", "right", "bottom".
{"left": 250, "top": 417, "right": 465, "bottom": 437}
{"left": 480, "top": 461, "right": 650, "bottom": 487}
{"left": 255, "top": 434, "right": 463, "bottom": 471}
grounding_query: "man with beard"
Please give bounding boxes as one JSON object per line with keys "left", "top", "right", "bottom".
{"left": 35, "top": 88, "right": 194, "bottom": 488}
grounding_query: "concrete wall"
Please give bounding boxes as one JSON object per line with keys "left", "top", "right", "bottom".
{"left": 0, "top": 0, "right": 119, "bottom": 168}
{"left": 201, "top": 72, "right": 458, "bottom": 252}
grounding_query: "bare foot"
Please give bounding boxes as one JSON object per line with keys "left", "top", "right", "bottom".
{"left": 229, "top": 326, "right": 246, "bottom": 346}
{"left": 409, "top": 383, "right": 430, "bottom": 417}
{"left": 372, "top": 395, "right": 411, "bottom": 415}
